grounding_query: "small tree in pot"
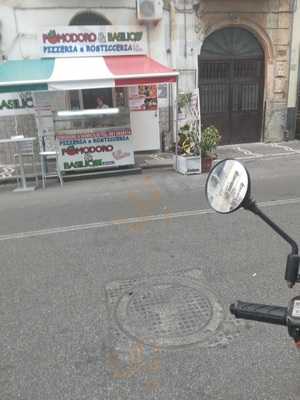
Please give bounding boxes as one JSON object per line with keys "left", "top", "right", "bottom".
{"left": 200, "top": 125, "right": 221, "bottom": 172}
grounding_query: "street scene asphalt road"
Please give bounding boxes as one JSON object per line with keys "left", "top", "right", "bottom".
{"left": 0, "top": 146, "right": 300, "bottom": 400}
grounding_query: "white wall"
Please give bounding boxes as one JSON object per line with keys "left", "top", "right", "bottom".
{"left": 1, "top": 6, "right": 138, "bottom": 59}
{"left": 173, "top": 3, "right": 199, "bottom": 92}
{"left": 0, "top": 0, "right": 197, "bottom": 76}
{"left": 0, "top": 1, "right": 174, "bottom": 64}
{"left": 1, "top": 0, "right": 136, "bottom": 7}
{"left": 0, "top": 6, "right": 18, "bottom": 58}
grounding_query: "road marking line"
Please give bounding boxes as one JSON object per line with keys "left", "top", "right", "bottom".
{"left": 269, "top": 143, "right": 300, "bottom": 153}
{"left": 236, "top": 146, "right": 262, "bottom": 157}
{"left": 1, "top": 197, "right": 300, "bottom": 241}
{"left": 235, "top": 152, "right": 300, "bottom": 161}
{"left": 259, "top": 198, "right": 300, "bottom": 207}
{"left": 254, "top": 154, "right": 300, "bottom": 162}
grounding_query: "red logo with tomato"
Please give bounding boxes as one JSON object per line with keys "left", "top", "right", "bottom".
{"left": 43, "top": 30, "right": 60, "bottom": 44}
{"left": 43, "top": 30, "right": 97, "bottom": 44}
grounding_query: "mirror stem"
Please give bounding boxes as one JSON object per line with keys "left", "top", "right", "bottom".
{"left": 244, "top": 198, "right": 298, "bottom": 255}
{"left": 244, "top": 198, "right": 300, "bottom": 287}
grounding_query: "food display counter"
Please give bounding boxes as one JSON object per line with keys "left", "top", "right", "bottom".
{"left": 54, "top": 106, "right": 135, "bottom": 172}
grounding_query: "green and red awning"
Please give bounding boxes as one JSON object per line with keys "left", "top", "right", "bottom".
{"left": 0, "top": 56, "right": 178, "bottom": 93}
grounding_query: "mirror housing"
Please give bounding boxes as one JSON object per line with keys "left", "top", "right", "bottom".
{"left": 205, "top": 159, "right": 251, "bottom": 214}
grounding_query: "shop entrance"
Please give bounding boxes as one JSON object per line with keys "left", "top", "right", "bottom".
{"left": 198, "top": 27, "right": 265, "bottom": 145}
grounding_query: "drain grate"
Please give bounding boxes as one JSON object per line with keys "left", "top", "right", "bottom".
{"left": 114, "top": 274, "right": 224, "bottom": 348}
{"left": 126, "top": 284, "right": 212, "bottom": 338}
{"left": 106, "top": 269, "right": 248, "bottom": 350}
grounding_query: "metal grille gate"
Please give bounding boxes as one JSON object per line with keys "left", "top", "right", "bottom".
{"left": 198, "top": 58, "right": 264, "bottom": 145}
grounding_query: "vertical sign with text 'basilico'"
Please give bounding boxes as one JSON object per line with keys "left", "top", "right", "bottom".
{"left": 0, "top": 93, "right": 35, "bottom": 116}
{"left": 40, "top": 26, "right": 148, "bottom": 58}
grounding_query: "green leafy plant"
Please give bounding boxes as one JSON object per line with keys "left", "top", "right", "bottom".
{"left": 200, "top": 125, "right": 221, "bottom": 157}
{"left": 177, "top": 124, "right": 201, "bottom": 156}
{"left": 178, "top": 93, "right": 192, "bottom": 110}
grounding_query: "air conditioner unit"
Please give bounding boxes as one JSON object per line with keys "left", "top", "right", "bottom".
{"left": 137, "top": 0, "right": 163, "bottom": 23}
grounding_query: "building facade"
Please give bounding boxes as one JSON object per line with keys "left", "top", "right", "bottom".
{"left": 288, "top": 0, "right": 300, "bottom": 138}
{"left": 0, "top": 0, "right": 176, "bottom": 157}
{"left": 0, "top": 0, "right": 297, "bottom": 149}
{"left": 194, "top": 0, "right": 295, "bottom": 143}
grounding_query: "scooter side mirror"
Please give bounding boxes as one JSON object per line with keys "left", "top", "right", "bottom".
{"left": 205, "top": 159, "right": 251, "bottom": 214}
{"left": 206, "top": 159, "right": 300, "bottom": 287}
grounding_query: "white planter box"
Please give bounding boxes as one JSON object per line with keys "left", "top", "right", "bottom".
{"left": 173, "top": 155, "right": 201, "bottom": 175}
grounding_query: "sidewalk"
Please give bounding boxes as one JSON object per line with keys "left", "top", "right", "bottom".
{"left": 135, "top": 152, "right": 174, "bottom": 169}
{"left": 1, "top": 140, "right": 299, "bottom": 185}
{"left": 135, "top": 140, "right": 300, "bottom": 169}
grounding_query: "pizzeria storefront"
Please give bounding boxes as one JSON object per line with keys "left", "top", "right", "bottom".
{"left": 0, "top": 25, "right": 178, "bottom": 176}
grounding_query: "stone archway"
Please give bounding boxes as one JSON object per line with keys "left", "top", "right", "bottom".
{"left": 198, "top": 27, "right": 265, "bottom": 144}
{"left": 69, "top": 11, "right": 111, "bottom": 26}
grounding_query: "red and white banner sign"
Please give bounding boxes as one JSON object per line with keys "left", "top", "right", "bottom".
{"left": 56, "top": 128, "right": 134, "bottom": 171}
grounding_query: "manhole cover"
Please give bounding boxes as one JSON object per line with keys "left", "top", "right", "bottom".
{"left": 115, "top": 281, "right": 223, "bottom": 348}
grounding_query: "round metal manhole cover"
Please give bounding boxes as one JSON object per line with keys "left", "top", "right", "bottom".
{"left": 115, "top": 283, "right": 223, "bottom": 348}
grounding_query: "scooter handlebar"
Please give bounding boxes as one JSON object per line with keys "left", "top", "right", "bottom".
{"left": 230, "top": 301, "right": 287, "bottom": 326}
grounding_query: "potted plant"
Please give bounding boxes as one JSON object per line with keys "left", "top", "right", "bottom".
{"left": 200, "top": 125, "right": 221, "bottom": 172}
{"left": 174, "top": 123, "right": 202, "bottom": 174}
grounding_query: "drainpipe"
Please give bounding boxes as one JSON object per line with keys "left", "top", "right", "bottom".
{"left": 167, "top": 7, "right": 172, "bottom": 135}
{"left": 146, "top": 24, "right": 151, "bottom": 58}
{"left": 174, "top": 76, "right": 179, "bottom": 171}
{"left": 286, "top": 0, "right": 297, "bottom": 139}
{"left": 169, "top": 1, "right": 177, "bottom": 145}
{"left": 184, "top": 0, "right": 187, "bottom": 58}
{"left": 167, "top": 1, "right": 175, "bottom": 135}
{"left": 170, "top": 0, "right": 177, "bottom": 68}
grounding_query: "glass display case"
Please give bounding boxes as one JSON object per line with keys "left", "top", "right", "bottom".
{"left": 53, "top": 106, "right": 130, "bottom": 131}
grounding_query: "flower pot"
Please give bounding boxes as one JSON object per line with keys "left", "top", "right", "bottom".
{"left": 201, "top": 156, "right": 213, "bottom": 173}
{"left": 173, "top": 155, "right": 201, "bottom": 175}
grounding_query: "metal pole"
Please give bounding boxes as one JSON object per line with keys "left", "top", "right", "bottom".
{"left": 16, "top": 143, "right": 27, "bottom": 189}
{"left": 197, "top": 87, "right": 202, "bottom": 173}
{"left": 175, "top": 77, "right": 179, "bottom": 172}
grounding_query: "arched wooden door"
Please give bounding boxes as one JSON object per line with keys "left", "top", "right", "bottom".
{"left": 198, "top": 28, "right": 264, "bottom": 145}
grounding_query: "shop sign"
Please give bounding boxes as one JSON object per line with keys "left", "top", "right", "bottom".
{"left": 40, "top": 26, "right": 147, "bottom": 58}
{"left": 56, "top": 128, "right": 134, "bottom": 171}
{"left": 0, "top": 93, "right": 35, "bottom": 116}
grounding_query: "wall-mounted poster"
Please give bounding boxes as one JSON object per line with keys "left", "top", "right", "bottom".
{"left": 129, "top": 85, "right": 157, "bottom": 112}
{"left": 158, "top": 84, "right": 168, "bottom": 99}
